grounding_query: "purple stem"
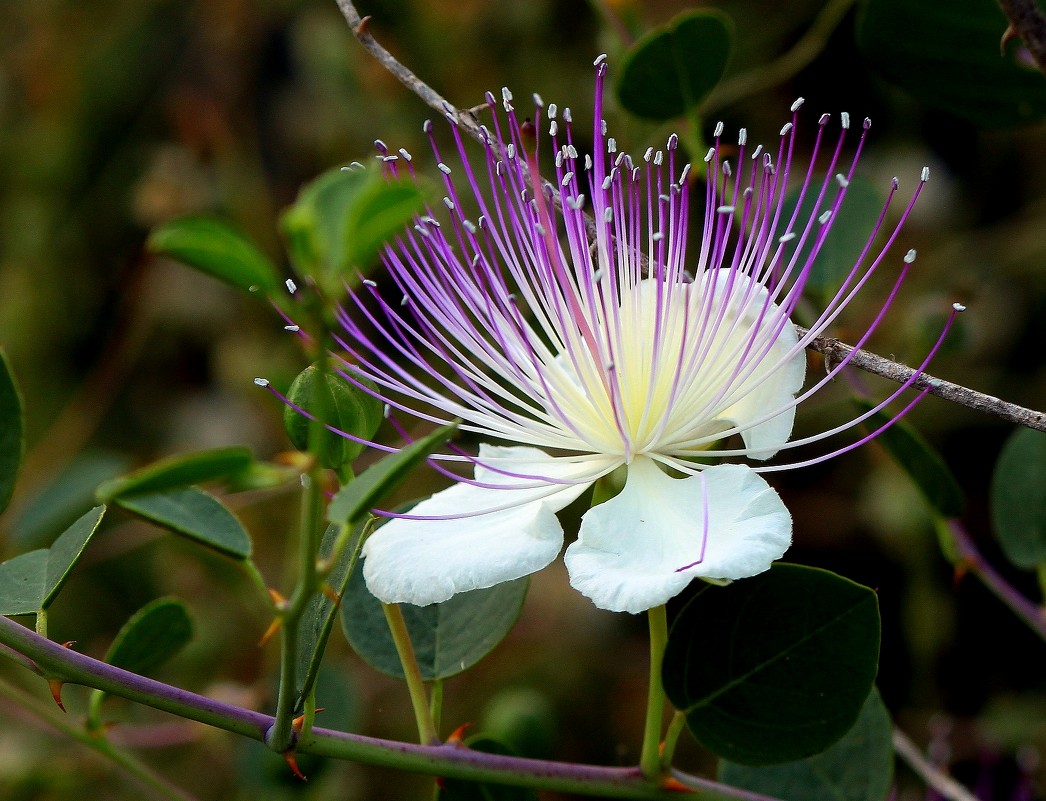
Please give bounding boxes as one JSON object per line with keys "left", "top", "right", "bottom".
{"left": 946, "top": 519, "right": 1046, "bottom": 643}
{"left": 0, "top": 614, "right": 783, "bottom": 801}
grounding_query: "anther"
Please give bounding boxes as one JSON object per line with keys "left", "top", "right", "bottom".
{"left": 703, "top": 147, "right": 715, "bottom": 163}
{"left": 381, "top": 155, "right": 398, "bottom": 163}
{"left": 835, "top": 173, "right": 850, "bottom": 188}
{"left": 607, "top": 137, "right": 617, "bottom": 153}
{"left": 548, "top": 103, "right": 558, "bottom": 119}
{"left": 601, "top": 176, "right": 612, "bottom": 190}
{"left": 841, "top": 112, "right": 850, "bottom": 130}
{"left": 714, "top": 121, "right": 724, "bottom": 137}
{"left": 604, "top": 208, "right": 613, "bottom": 223}
{"left": 374, "top": 138, "right": 388, "bottom": 154}
{"left": 904, "top": 249, "right": 917, "bottom": 264}
{"left": 738, "top": 128, "right": 747, "bottom": 146}
{"left": 561, "top": 172, "right": 574, "bottom": 187}
{"left": 549, "top": 120, "right": 558, "bottom": 137}
{"left": 780, "top": 122, "right": 793, "bottom": 136}
{"left": 791, "top": 97, "right": 805, "bottom": 112}
{"left": 921, "top": 166, "right": 930, "bottom": 182}
{"left": 819, "top": 113, "right": 830, "bottom": 125}
{"left": 863, "top": 117, "right": 872, "bottom": 130}
{"left": 584, "top": 154, "right": 592, "bottom": 171}
{"left": 463, "top": 220, "right": 477, "bottom": 233}
{"left": 423, "top": 120, "right": 433, "bottom": 133}
{"left": 722, "top": 160, "right": 732, "bottom": 177}
{"left": 285, "top": 279, "right": 297, "bottom": 293}
{"left": 362, "top": 279, "right": 377, "bottom": 287}
{"left": 601, "top": 119, "right": 607, "bottom": 135}
{"left": 818, "top": 210, "right": 832, "bottom": 224}
{"left": 594, "top": 53, "right": 608, "bottom": 66}
{"left": 654, "top": 151, "right": 664, "bottom": 166}
{"left": 398, "top": 148, "right": 412, "bottom": 161}
{"left": 779, "top": 232, "right": 797, "bottom": 243}
{"left": 254, "top": 377, "right": 270, "bottom": 387}
{"left": 443, "top": 197, "right": 455, "bottom": 210}
{"left": 667, "top": 133, "right": 679, "bottom": 150}
{"left": 400, "top": 295, "right": 410, "bottom": 306}
{"left": 284, "top": 324, "right": 301, "bottom": 332}
{"left": 533, "top": 92, "right": 544, "bottom": 107}
{"left": 652, "top": 232, "right": 664, "bottom": 241}
{"left": 563, "top": 107, "right": 572, "bottom": 123}
{"left": 952, "top": 302, "right": 967, "bottom": 312}
{"left": 502, "top": 87, "right": 513, "bottom": 111}
{"left": 438, "top": 162, "right": 452, "bottom": 175}
{"left": 717, "top": 205, "right": 735, "bottom": 214}
{"left": 506, "top": 144, "right": 516, "bottom": 160}
{"left": 751, "top": 144, "right": 763, "bottom": 160}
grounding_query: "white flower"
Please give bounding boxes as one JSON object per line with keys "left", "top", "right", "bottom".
{"left": 322, "top": 57, "right": 953, "bottom": 614}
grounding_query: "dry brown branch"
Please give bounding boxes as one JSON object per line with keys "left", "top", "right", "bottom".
{"left": 335, "top": 0, "right": 1046, "bottom": 434}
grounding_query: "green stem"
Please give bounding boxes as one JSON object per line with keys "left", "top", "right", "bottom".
{"left": 35, "top": 608, "right": 47, "bottom": 638}
{"left": 270, "top": 335, "right": 334, "bottom": 753}
{"left": 430, "top": 678, "right": 444, "bottom": 738}
{"left": 702, "top": 0, "right": 856, "bottom": 113}
{"left": 382, "top": 602, "right": 439, "bottom": 745}
{"left": 639, "top": 605, "right": 669, "bottom": 781}
{"left": 660, "top": 711, "right": 687, "bottom": 772}
{"left": 0, "top": 676, "right": 200, "bottom": 801}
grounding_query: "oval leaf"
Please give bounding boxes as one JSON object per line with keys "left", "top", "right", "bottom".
{"left": 719, "top": 687, "right": 893, "bottom": 801}
{"left": 43, "top": 505, "right": 106, "bottom": 609}
{"left": 663, "top": 563, "right": 881, "bottom": 765}
{"left": 991, "top": 427, "right": 1046, "bottom": 569}
{"left": 282, "top": 167, "right": 424, "bottom": 284}
{"left": 857, "top": 400, "right": 965, "bottom": 518}
{"left": 327, "top": 423, "right": 457, "bottom": 526}
{"left": 0, "top": 349, "right": 25, "bottom": 516}
{"left": 105, "top": 597, "right": 193, "bottom": 675}
{"left": 341, "top": 561, "right": 528, "bottom": 681}
{"left": 96, "top": 447, "right": 253, "bottom": 502}
{"left": 616, "top": 10, "right": 732, "bottom": 121}
{"left": 283, "top": 365, "right": 383, "bottom": 470}
{"left": 857, "top": 0, "right": 1046, "bottom": 127}
{"left": 0, "top": 550, "right": 47, "bottom": 616}
{"left": 147, "top": 216, "right": 281, "bottom": 294}
{"left": 11, "top": 451, "right": 131, "bottom": 550}
{"left": 115, "top": 487, "right": 252, "bottom": 560}
{"left": 788, "top": 178, "right": 886, "bottom": 301}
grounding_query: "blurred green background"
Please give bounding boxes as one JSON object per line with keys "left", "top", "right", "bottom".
{"left": 2, "top": 0, "right": 1046, "bottom": 798}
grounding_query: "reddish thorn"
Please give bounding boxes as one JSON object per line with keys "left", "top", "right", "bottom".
{"left": 267, "top": 588, "right": 288, "bottom": 609}
{"left": 258, "top": 618, "right": 282, "bottom": 647}
{"left": 283, "top": 750, "right": 308, "bottom": 782}
{"left": 48, "top": 679, "right": 66, "bottom": 712}
{"left": 321, "top": 584, "right": 341, "bottom": 605}
{"left": 660, "top": 777, "right": 693, "bottom": 792}
{"left": 292, "top": 714, "right": 306, "bottom": 734}
{"left": 445, "top": 722, "right": 473, "bottom": 745}
{"left": 61, "top": 641, "right": 77, "bottom": 649}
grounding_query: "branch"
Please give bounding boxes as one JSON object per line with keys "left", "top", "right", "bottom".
{"left": 892, "top": 727, "right": 980, "bottom": 801}
{"left": 997, "top": 0, "right": 1046, "bottom": 76}
{"left": 945, "top": 519, "right": 1046, "bottom": 643}
{"left": 0, "top": 615, "right": 783, "bottom": 801}
{"left": 335, "top": 2, "right": 1046, "bottom": 435}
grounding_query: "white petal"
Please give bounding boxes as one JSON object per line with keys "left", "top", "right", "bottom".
{"left": 713, "top": 279, "right": 806, "bottom": 459}
{"left": 362, "top": 445, "right": 602, "bottom": 606}
{"left": 564, "top": 458, "right": 791, "bottom": 614}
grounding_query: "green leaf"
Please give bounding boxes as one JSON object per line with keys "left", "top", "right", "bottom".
{"left": 857, "top": 0, "right": 1046, "bottom": 127}
{"left": 115, "top": 487, "right": 252, "bottom": 560}
{"left": 991, "top": 428, "right": 1046, "bottom": 569}
{"left": 326, "top": 423, "right": 457, "bottom": 526}
{"left": 10, "top": 451, "right": 131, "bottom": 550}
{"left": 616, "top": 10, "right": 732, "bottom": 121}
{"left": 147, "top": 216, "right": 281, "bottom": 294}
{"left": 283, "top": 365, "right": 383, "bottom": 470}
{"left": 105, "top": 597, "right": 193, "bottom": 675}
{"left": 0, "top": 349, "right": 25, "bottom": 516}
{"left": 788, "top": 178, "right": 886, "bottom": 301}
{"left": 281, "top": 167, "right": 424, "bottom": 283}
{"left": 0, "top": 550, "right": 47, "bottom": 616}
{"left": 295, "top": 521, "right": 366, "bottom": 712}
{"left": 439, "top": 736, "right": 538, "bottom": 801}
{"left": 42, "top": 506, "right": 106, "bottom": 609}
{"left": 719, "top": 687, "right": 893, "bottom": 801}
{"left": 341, "top": 559, "right": 528, "bottom": 681}
{"left": 858, "top": 400, "right": 965, "bottom": 518}
{"left": 663, "top": 563, "right": 880, "bottom": 765}
{"left": 96, "top": 447, "right": 254, "bottom": 502}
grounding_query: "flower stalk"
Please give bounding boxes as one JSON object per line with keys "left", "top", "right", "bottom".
{"left": 383, "top": 601, "right": 440, "bottom": 745}
{"left": 640, "top": 605, "right": 669, "bottom": 780}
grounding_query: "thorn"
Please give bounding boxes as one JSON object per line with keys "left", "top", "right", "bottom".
{"left": 61, "top": 641, "right": 77, "bottom": 649}
{"left": 268, "top": 588, "right": 288, "bottom": 611}
{"left": 321, "top": 584, "right": 342, "bottom": 605}
{"left": 1001, "top": 23, "right": 1018, "bottom": 54}
{"left": 258, "top": 618, "right": 282, "bottom": 647}
{"left": 283, "top": 749, "right": 308, "bottom": 782}
{"left": 660, "top": 777, "right": 693, "bottom": 792}
{"left": 48, "top": 679, "right": 66, "bottom": 712}
{"left": 446, "top": 722, "right": 473, "bottom": 745}
{"left": 354, "top": 15, "right": 371, "bottom": 37}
